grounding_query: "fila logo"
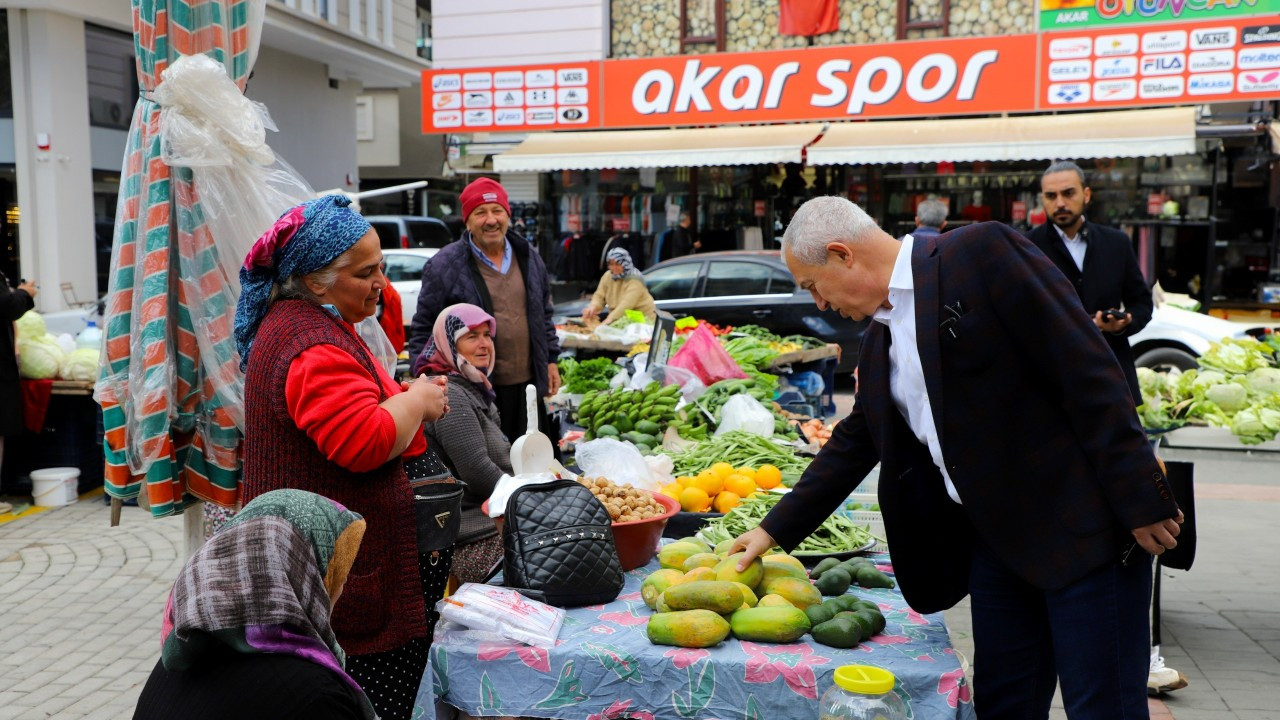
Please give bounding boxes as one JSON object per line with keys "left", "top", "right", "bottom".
{"left": 1191, "top": 28, "right": 1236, "bottom": 50}
{"left": 1141, "top": 53, "right": 1185, "bottom": 76}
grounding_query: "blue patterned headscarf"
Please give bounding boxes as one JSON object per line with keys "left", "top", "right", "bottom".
{"left": 234, "top": 195, "right": 372, "bottom": 369}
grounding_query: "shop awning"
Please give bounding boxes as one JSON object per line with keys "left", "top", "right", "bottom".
{"left": 493, "top": 123, "right": 827, "bottom": 172}
{"left": 806, "top": 107, "right": 1197, "bottom": 166}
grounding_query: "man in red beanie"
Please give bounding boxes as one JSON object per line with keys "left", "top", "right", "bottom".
{"left": 408, "top": 177, "right": 561, "bottom": 442}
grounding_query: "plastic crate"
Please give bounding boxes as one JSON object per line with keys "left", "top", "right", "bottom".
{"left": 843, "top": 509, "right": 888, "bottom": 553}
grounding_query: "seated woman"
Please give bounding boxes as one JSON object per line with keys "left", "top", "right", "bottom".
{"left": 134, "top": 490, "right": 374, "bottom": 720}
{"left": 580, "top": 247, "right": 656, "bottom": 324}
{"left": 416, "top": 303, "right": 509, "bottom": 584}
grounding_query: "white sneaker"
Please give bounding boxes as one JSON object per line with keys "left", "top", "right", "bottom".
{"left": 1148, "top": 655, "right": 1188, "bottom": 695}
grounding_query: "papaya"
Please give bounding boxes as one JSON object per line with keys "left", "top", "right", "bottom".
{"left": 804, "top": 602, "right": 837, "bottom": 627}
{"left": 677, "top": 537, "right": 713, "bottom": 554}
{"left": 713, "top": 553, "right": 764, "bottom": 591}
{"left": 759, "top": 577, "right": 823, "bottom": 610}
{"left": 647, "top": 609, "right": 731, "bottom": 648}
{"left": 681, "top": 567, "right": 716, "bottom": 584}
{"left": 713, "top": 539, "right": 736, "bottom": 556}
{"left": 762, "top": 554, "right": 808, "bottom": 574}
{"left": 756, "top": 594, "right": 792, "bottom": 608}
{"left": 663, "top": 581, "right": 744, "bottom": 614}
{"left": 811, "top": 617, "right": 861, "bottom": 649}
{"left": 729, "top": 606, "right": 811, "bottom": 644}
{"left": 658, "top": 541, "right": 705, "bottom": 570}
{"left": 855, "top": 565, "right": 896, "bottom": 589}
{"left": 655, "top": 592, "right": 673, "bottom": 613}
{"left": 814, "top": 567, "right": 852, "bottom": 596}
{"left": 681, "top": 553, "right": 722, "bottom": 572}
{"left": 641, "top": 569, "right": 684, "bottom": 610}
{"left": 761, "top": 562, "right": 808, "bottom": 587}
{"left": 810, "top": 557, "right": 841, "bottom": 579}
{"left": 731, "top": 582, "right": 758, "bottom": 608}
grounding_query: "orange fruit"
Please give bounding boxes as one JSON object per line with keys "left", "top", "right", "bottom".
{"left": 735, "top": 466, "right": 758, "bottom": 481}
{"left": 710, "top": 462, "right": 735, "bottom": 479}
{"left": 691, "top": 470, "right": 724, "bottom": 497}
{"left": 713, "top": 491, "right": 741, "bottom": 513}
{"left": 723, "top": 473, "right": 757, "bottom": 499}
{"left": 660, "top": 483, "right": 683, "bottom": 501}
{"left": 674, "top": 475, "right": 695, "bottom": 488}
{"left": 756, "top": 464, "right": 783, "bottom": 489}
{"left": 679, "top": 486, "right": 712, "bottom": 512}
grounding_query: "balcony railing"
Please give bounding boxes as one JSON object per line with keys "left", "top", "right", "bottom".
{"left": 275, "top": 0, "right": 396, "bottom": 48}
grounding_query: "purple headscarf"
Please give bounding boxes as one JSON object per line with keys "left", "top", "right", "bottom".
{"left": 413, "top": 303, "right": 497, "bottom": 403}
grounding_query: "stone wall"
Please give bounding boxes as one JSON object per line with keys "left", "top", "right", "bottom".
{"left": 610, "top": 0, "right": 1033, "bottom": 58}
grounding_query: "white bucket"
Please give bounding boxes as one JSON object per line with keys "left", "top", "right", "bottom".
{"left": 30, "top": 467, "right": 80, "bottom": 507}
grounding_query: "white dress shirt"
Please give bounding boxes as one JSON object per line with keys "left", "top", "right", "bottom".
{"left": 1053, "top": 223, "right": 1087, "bottom": 272}
{"left": 871, "top": 235, "right": 963, "bottom": 504}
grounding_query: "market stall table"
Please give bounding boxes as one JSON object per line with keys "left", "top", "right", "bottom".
{"left": 414, "top": 553, "right": 973, "bottom": 720}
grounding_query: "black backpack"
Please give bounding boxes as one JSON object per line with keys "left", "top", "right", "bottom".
{"left": 500, "top": 479, "right": 624, "bottom": 607}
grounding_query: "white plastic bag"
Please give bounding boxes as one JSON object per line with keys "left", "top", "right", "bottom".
{"left": 436, "top": 583, "right": 565, "bottom": 648}
{"left": 629, "top": 353, "right": 706, "bottom": 401}
{"left": 355, "top": 316, "right": 399, "bottom": 379}
{"left": 607, "top": 366, "right": 631, "bottom": 390}
{"left": 575, "top": 438, "right": 658, "bottom": 491}
{"left": 715, "top": 394, "right": 775, "bottom": 438}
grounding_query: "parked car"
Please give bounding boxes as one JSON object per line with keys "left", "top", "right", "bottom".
{"left": 365, "top": 215, "right": 453, "bottom": 251}
{"left": 1129, "top": 304, "right": 1252, "bottom": 372}
{"left": 381, "top": 248, "right": 438, "bottom": 328}
{"left": 553, "top": 250, "right": 867, "bottom": 373}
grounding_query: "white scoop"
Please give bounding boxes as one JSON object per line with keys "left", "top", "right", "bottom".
{"left": 509, "top": 384, "right": 563, "bottom": 477}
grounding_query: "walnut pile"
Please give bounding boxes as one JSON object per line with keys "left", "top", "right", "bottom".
{"left": 579, "top": 476, "right": 663, "bottom": 523}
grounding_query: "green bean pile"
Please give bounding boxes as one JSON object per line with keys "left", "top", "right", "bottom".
{"left": 665, "top": 431, "right": 812, "bottom": 477}
{"left": 697, "top": 493, "right": 881, "bottom": 555}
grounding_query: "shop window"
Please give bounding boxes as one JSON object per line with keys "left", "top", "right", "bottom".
{"left": 897, "top": 0, "right": 949, "bottom": 40}
{"left": 646, "top": 263, "right": 702, "bottom": 301}
{"left": 85, "top": 24, "right": 137, "bottom": 131}
{"left": 0, "top": 11, "right": 11, "bottom": 119}
{"left": 681, "top": 0, "right": 725, "bottom": 52}
{"left": 769, "top": 268, "right": 797, "bottom": 295}
{"left": 704, "top": 261, "right": 771, "bottom": 297}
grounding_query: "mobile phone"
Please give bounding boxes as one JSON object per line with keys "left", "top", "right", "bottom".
{"left": 1101, "top": 308, "right": 1124, "bottom": 322}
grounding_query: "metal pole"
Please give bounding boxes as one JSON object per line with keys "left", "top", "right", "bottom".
{"left": 1203, "top": 147, "right": 1219, "bottom": 314}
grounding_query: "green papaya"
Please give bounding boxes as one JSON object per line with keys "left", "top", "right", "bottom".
{"left": 811, "top": 617, "right": 861, "bottom": 648}
{"left": 647, "top": 609, "right": 730, "bottom": 648}
{"left": 664, "top": 581, "right": 744, "bottom": 614}
{"left": 729, "top": 606, "right": 811, "bottom": 643}
{"left": 813, "top": 567, "right": 852, "bottom": 596}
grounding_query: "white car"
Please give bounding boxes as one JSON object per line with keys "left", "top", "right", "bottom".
{"left": 382, "top": 248, "right": 438, "bottom": 328}
{"left": 1129, "top": 304, "right": 1251, "bottom": 372}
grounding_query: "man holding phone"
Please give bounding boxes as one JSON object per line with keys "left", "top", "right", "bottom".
{"left": 1028, "top": 160, "right": 1153, "bottom": 405}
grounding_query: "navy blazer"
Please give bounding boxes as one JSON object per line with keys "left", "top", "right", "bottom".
{"left": 760, "top": 223, "right": 1179, "bottom": 614}
{"left": 1026, "top": 220, "right": 1153, "bottom": 404}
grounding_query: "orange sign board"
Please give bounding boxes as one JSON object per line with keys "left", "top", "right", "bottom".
{"left": 1041, "top": 17, "right": 1280, "bottom": 108}
{"left": 601, "top": 35, "right": 1039, "bottom": 126}
{"left": 422, "top": 63, "right": 601, "bottom": 133}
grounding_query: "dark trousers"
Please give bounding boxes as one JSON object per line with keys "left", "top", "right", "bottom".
{"left": 493, "top": 382, "right": 550, "bottom": 443}
{"left": 969, "top": 538, "right": 1152, "bottom": 719}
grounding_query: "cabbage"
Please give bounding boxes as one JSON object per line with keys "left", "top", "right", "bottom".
{"left": 15, "top": 310, "right": 44, "bottom": 343}
{"left": 60, "top": 348, "right": 99, "bottom": 383}
{"left": 1230, "top": 405, "right": 1280, "bottom": 445}
{"left": 1136, "top": 367, "right": 1167, "bottom": 401}
{"left": 1191, "top": 370, "right": 1227, "bottom": 390}
{"left": 1246, "top": 367, "right": 1280, "bottom": 399}
{"left": 1205, "top": 383, "right": 1248, "bottom": 413}
{"left": 18, "top": 335, "right": 66, "bottom": 379}
{"left": 1198, "top": 338, "right": 1275, "bottom": 375}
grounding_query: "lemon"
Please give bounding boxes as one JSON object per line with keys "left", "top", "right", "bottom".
{"left": 679, "top": 486, "right": 712, "bottom": 513}
{"left": 692, "top": 470, "right": 724, "bottom": 497}
{"left": 710, "top": 462, "right": 735, "bottom": 479}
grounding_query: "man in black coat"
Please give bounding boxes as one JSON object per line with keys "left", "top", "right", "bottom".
{"left": 0, "top": 273, "right": 36, "bottom": 485}
{"left": 1026, "top": 161, "right": 1153, "bottom": 405}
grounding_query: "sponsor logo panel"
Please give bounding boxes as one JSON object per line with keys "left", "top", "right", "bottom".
{"left": 557, "top": 68, "right": 589, "bottom": 86}
{"left": 1095, "top": 33, "right": 1139, "bottom": 56}
{"left": 557, "top": 87, "right": 589, "bottom": 105}
{"left": 1094, "top": 56, "right": 1138, "bottom": 78}
{"left": 1048, "top": 82, "right": 1091, "bottom": 104}
{"left": 1093, "top": 79, "right": 1137, "bottom": 100}
{"left": 493, "top": 71, "right": 524, "bottom": 89}
{"left": 494, "top": 108, "right": 525, "bottom": 126}
{"left": 525, "top": 107, "right": 557, "bottom": 125}
{"left": 524, "top": 88, "right": 556, "bottom": 106}
{"left": 1050, "top": 59, "right": 1093, "bottom": 80}
{"left": 524, "top": 69, "right": 556, "bottom": 88}
{"left": 1050, "top": 37, "right": 1093, "bottom": 59}
{"left": 494, "top": 90, "right": 523, "bottom": 107}
{"left": 462, "top": 73, "right": 492, "bottom": 90}
{"left": 1142, "top": 30, "right": 1188, "bottom": 53}
{"left": 1191, "top": 28, "right": 1236, "bottom": 50}
{"left": 1238, "top": 70, "right": 1280, "bottom": 92}
{"left": 1189, "top": 50, "right": 1234, "bottom": 72}
{"left": 1238, "top": 47, "right": 1280, "bottom": 70}
{"left": 431, "top": 74, "right": 461, "bottom": 92}
{"left": 1242, "top": 25, "right": 1280, "bottom": 45}
{"left": 432, "top": 92, "right": 461, "bottom": 110}
{"left": 1140, "top": 53, "right": 1185, "bottom": 76}
{"left": 462, "top": 109, "right": 493, "bottom": 126}
{"left": 558, "top": 106, "right": 590, "bottom": 124}
{"left": 1139, "top": 76, "right": 1184, "bottom": 98}
{"left": 1187, "top": 72, "right": 1235, "bottom": 95}
{"left": 463, "top": 91, "right": 492, "bottom": 108}
{"left": 432, "top": 110, "right": 461, "bottom": 128}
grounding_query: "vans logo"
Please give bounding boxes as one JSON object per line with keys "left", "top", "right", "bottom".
{"left": 1187, "top": 72, "right": 1234, "bottom": 95}
{"left": 1142, "top": 31, "right": 1187, "bottom": 54}
{"left": 557, "top": 68, "right": 589, "bottom": 86}
{"left": 1189, "top": 50, "right": 1234, "bottom": 73}
{"left": 1094, "top": 57, "right": 1137, "bottom": 79}
{"left": 1141, "top": 53, "right": 1185, "bottom": 76}
{"left": 1139, "top": 77, "right": 1184, "bottom": 98}
{"left": 1238, "top": 48, "right": 1280, "bottom": 70}
{"left": 1191, "top": 28, "right": 1235, "bottom": 50}
{"left": 1242, "top": 26, "right": 1280, "bottom": 45}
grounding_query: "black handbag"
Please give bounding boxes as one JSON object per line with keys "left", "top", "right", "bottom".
{"left": 500, "top": 479, "right": 624, "bottom": 607}
{"left": 1158, "top": 460, "right": 1196, "bottom": 571}
{"left": 405, "top": 448, "right": 463, "bottom": 633}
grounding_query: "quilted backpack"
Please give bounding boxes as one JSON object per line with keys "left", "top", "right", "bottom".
{"left": 500, "top": 479, "right": 624, "bottom": 607}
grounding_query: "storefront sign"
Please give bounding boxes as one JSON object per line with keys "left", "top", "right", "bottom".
{"left": 423, "top": 63, "right": 601, "bottom": 133}
{"left": 1039, "top": 16, "right": 1280, "bottom": 107}
{"left": 1039, "top": 0, "right": 1280, "bottom": 32}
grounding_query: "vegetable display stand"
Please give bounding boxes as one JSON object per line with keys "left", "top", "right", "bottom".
{"left": 559, "top": 334, "right": 639, "bottom": 354}
{"left": 1161, "top": 426, "right": 1280, "bottom": 452}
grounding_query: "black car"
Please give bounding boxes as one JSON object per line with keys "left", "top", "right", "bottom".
{"left": 554, "top": 250, "right": 866, "bottom": 373}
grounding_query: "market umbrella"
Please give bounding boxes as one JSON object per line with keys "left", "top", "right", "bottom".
{"left": 96, "top": 0, "right": 266, "bottom": 519}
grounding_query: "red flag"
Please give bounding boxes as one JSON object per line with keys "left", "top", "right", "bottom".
{"left": 779, "top": 0, "right": 839, "bottom": 36}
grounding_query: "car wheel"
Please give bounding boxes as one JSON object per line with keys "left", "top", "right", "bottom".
{"left": 1135, "top": 346, "right": 1198, "bottom": 373}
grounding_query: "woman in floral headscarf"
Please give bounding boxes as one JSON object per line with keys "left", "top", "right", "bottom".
{"left": 134, "top": 490, "right": 374, "bottom": 720}
{"left": 580, "top": 246, "right": 656, "bottom": 324}
{"left": 416, "top": 303, "right": 508, "bottom": 584}
{"left": 236, "top": 195, "right": 448, "bottom": 720}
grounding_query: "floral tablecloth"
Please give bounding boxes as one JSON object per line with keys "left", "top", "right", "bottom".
{"left": 414, "top": 554, "right": 973, "bottom": 719}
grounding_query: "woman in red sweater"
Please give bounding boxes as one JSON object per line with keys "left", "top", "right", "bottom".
{"left": 234, "top": 195, "right": 448, "bottom": 720}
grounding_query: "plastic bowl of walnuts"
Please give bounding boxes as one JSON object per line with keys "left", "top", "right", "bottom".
{"left": 579, "top": 476, "right": 679, "bottom": 571}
